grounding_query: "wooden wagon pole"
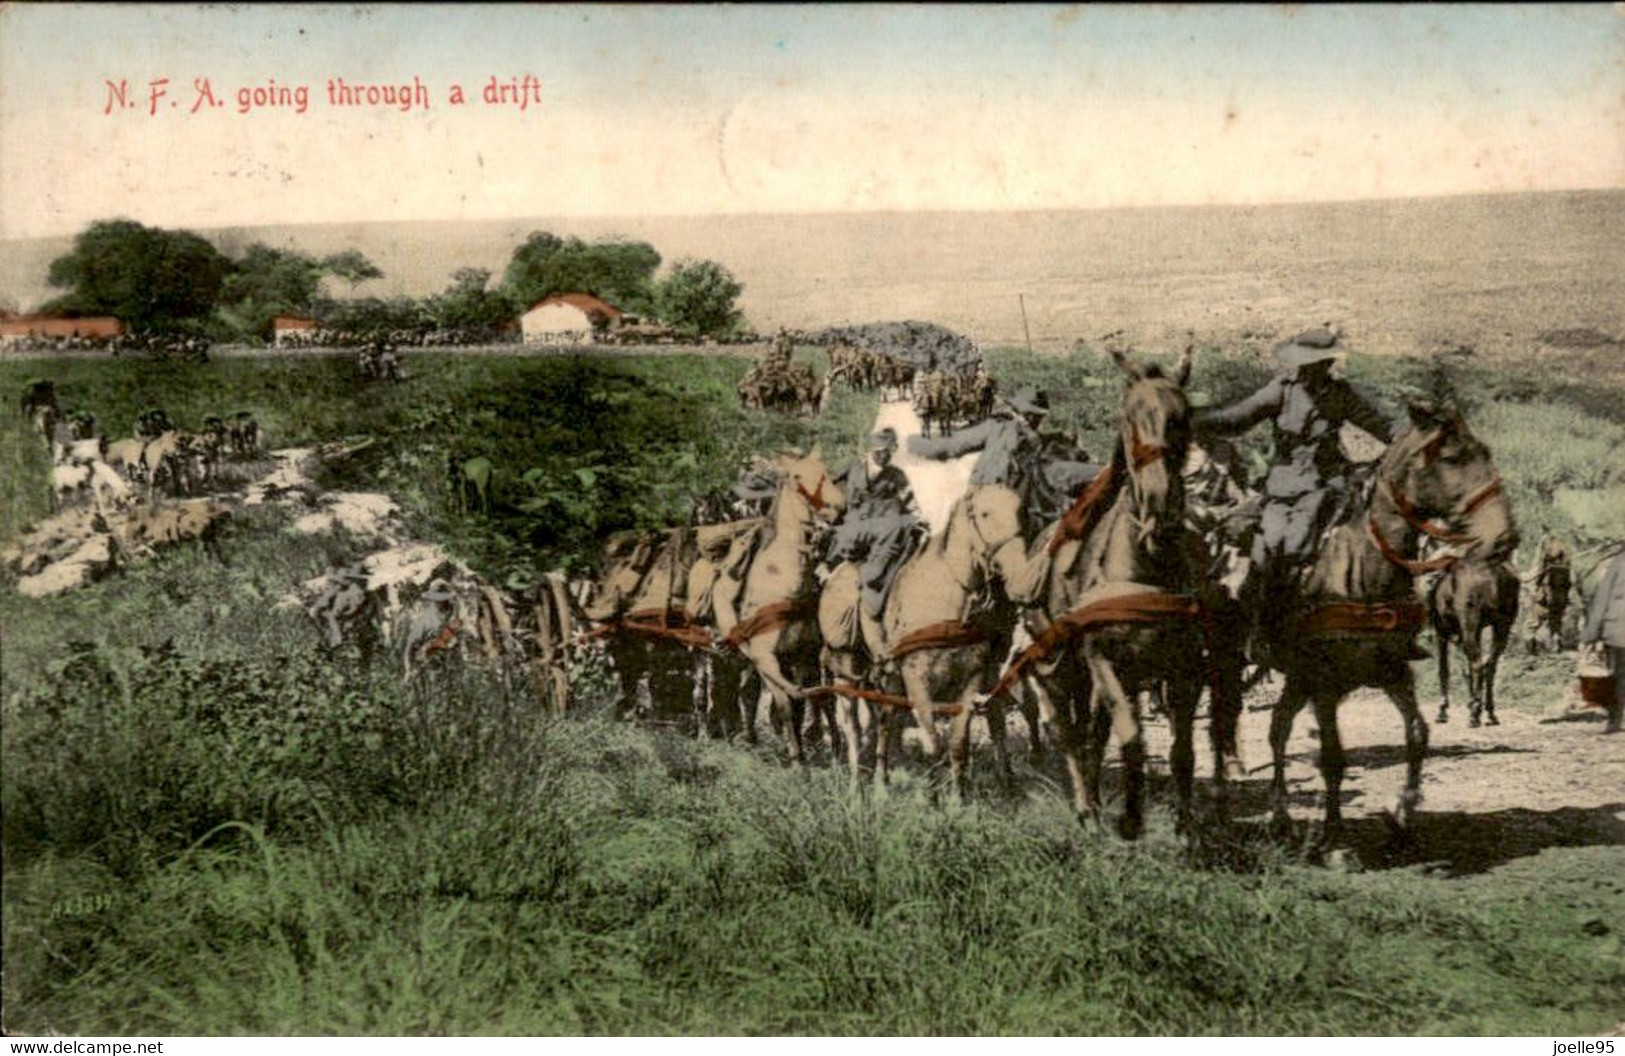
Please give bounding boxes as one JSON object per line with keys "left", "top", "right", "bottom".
{"left": 1019, "top": 293, "right": 1034, "bottom": 355}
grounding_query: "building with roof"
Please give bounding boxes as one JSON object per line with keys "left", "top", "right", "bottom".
{"left": 0, "top": 314, "right": 123, "bottom": 344}
{"left": 520, "top": 293, "right": 624, "bottom": 345}
{"left": 272, "top": 315, "right": 319, "bottom": 347}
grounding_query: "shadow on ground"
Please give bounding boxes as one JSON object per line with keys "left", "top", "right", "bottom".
{"left": 1232, "top": 802, "right": 1625, "bottom": 876}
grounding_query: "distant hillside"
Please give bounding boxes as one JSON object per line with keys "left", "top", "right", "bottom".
{"left": 3, "top": 190, "right": 1621, "bottom": 357}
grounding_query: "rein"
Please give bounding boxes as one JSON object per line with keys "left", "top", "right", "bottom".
{"left": 1045, "top": 419, "right": 1166, "bottom": 555}
{"left": 1367, "top": 515, "right": 1461, "bottom": 575}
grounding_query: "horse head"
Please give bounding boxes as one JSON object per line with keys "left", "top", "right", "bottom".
{"left": 945, "top": 484, "right": 1024, "bottom": 589}
{"left": 1380, "top": 399, "right": 1518, "bottom": 562}
{"left": 1110, "top": 345, "right": 1194, "bottom": 552}
{"left": 774, "top": 446, "right": 846, "bottom": 525}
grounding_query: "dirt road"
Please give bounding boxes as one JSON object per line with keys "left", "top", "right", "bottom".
{"left": 1130, "top": 678, "right": 1625, "bottom": 874}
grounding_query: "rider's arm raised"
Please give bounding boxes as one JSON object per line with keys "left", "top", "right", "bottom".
{"left": 1190, "top": 376, "right": 1285, "bottom": 435}
{"left": 906, "top": 417, "right": 999, "bottom": 460}
{"left": 1332, "top": 380, "right": 1398, "bottom": 445}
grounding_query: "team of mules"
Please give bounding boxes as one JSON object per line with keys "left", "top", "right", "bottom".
{"left": 581, "top": 352, "right": 1518, "bottom": 850}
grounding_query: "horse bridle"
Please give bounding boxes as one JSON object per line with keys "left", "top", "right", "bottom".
{"left": 1127, "top": 421, "right": 1167, "bottom": 473}
{"left": 795, "top": 473, "right": 828, "bottom": 513}
{"left": 1370, "top": 423, "right": 1504, "bottom": 575}
{"left": 1121, "top": 419, "right": 1184, "bottom": 545}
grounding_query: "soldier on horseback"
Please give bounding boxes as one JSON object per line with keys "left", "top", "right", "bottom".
{"left": 827, "top": 428, "right": 921, "bottom": 618}
{"left": 910, "top": 386, "right": 1102, "bottom": 539}
{"left": 1191, "top": 327, "right": 1403, "bottom": 662}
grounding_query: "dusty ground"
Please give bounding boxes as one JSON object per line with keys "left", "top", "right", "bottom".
{"left": 1130, "top": 680, "right": 1625, "bottom": 875}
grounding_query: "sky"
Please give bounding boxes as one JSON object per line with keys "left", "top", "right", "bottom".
{"left": 0, "top": 3, "right": 1620, "bottom": 239}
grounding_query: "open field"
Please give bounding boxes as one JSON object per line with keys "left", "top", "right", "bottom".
{"left": 3, "top": 345, "right": 1624, "bottom": 1035}
{"left": 4, "top": 190, "right": 1622, "bottom": 357}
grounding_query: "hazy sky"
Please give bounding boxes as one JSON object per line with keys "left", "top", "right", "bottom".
{"left": 0, "top": 3, "right": 1620, "bottom": 239}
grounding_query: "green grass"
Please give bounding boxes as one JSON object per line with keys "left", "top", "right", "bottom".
{"left": 1, "top": 350, "right": 876, "bottom": 577}
{"left": 4, "top": 346, "right": 1624, "bottom": 1035}
{"left": 5, "top": 614, "right": 1620, "bottom": 1034}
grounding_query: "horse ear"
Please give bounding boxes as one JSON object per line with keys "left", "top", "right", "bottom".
{"left": 1174, "top": 344, "right": 1193, "bottom": 387}
{"left": 1110, "top": 346, "right": 1142, "bottom": 380}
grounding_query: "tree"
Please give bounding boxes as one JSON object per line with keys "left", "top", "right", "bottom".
{"left": 426, "top": 267, "right": 516, "bottom": 333}
{"left": 44, "top": 219, "right": 233, "bottom": 331}
{"left": 313, "top": 295, "right": 429, "bottom": 336}
{"left": 500, "top": 231, "right": 661, "bottom": 316}
{"left": 656, "top": 259, "right": 745, "bottom": 337}
{"left": 213, "top": 243, "right": 384, "bottom": 341}
{"left": 322, "top": 249, "right": 384, "bottom": 290}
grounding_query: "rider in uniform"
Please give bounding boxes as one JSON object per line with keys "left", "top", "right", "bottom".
{"left": 1529, "top": 529, "right": 1573, "bottom": 651}
{"left": 828, "top": 428, "right": 921, "bottom": 615}
{"left": 1191, "top": 327, "right": 1402, "bottom": 659}
{"left": 910, "top": 386, "right": 1102, "bottom": 540}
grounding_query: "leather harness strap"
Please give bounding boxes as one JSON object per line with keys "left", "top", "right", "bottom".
{"left": 724, "top": 598, "right": 813, "bottom": 648}
{"left": 421, "top": 616, "right": 463, "bottom": 659}
{"left": 588, "top": 607, "right": 715, "bottom": 650}
{"left": 805, "top": 682, "right": 963, "bottom": 717}
{"left": 1367, "top": 514, "right": 1461, "bottom": 575}
{"left": 1049, "top": 464, "right": 1120, "bottom": 554}
{"left": 795, "top": 474, "right": 827, "bottom": 513}
{"left": 987, "top": 591, "right": 1203, "bottom": 699}
{"left": 1460, "top": 476, "right": 1504, "bottom": 517}
{"left": 1128, "top": 421, "right": 1165, "bottom": 471}
{"left": 889, "top": 620, "right": 987, "bottom": 661}
{"left": 1384, "top": 479, "right": 1468, "bottom": 543}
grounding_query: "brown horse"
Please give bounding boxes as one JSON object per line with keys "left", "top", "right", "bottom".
{"left": 1428, "top": 558, "right": 1520, "bottom": 727}
{"left": 713, "top": 449, "right": 846, "bottom": 766}
{"left": 1265, "top": 402, "right": 1517, "bottom": 846}
{"left": 1018, "top": 346, "right": 1232, "bottom": 839}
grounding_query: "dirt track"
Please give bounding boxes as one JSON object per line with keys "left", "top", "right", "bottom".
{"left": 1132, "top": 678, "right": 1625, "bottom": 875}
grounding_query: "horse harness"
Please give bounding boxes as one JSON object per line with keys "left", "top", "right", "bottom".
{"left": 1365, "top": 423, "right": 1504, "bottom": 577}
{"left": 1303, "top": 421, "right": 1501, "bottom": 635}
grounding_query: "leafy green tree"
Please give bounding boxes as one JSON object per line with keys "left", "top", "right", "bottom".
{"left": 322, "top": 249, "right": 384, "bottom": 289}
{"left": 500, "top": 231, "right": 661, "bottom": 315}
{"left": 43, "top": 219, "right": 233, "bottom": 331}
{"left": 214, "top": 243, "right": 384, "bottom": 341}
{"left": 313, "top": 295, "right": 429, "bottom": 336}
{"left": 655, "top": 259, "right": 745, "bottom": 337}
{"left": 427, "top": 267, "right": 516, "bottom": 333}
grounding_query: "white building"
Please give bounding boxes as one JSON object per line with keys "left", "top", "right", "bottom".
{"left": 520, "top": 294, "right": 623, "bottom": 346}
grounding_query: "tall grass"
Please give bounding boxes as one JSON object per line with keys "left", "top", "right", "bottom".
{"left": 6, "top": 625, "right": 1620, "bottom": 1034}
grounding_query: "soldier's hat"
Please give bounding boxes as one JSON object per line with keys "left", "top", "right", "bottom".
{"left": 1008, "top": 386, "right": 1050, "bottom": 416}
{"left": 1274, "top": 327, "right": 1341, "bottom": 370}
{"left": 870, "top": 427, "right": 899, "bottom": 452}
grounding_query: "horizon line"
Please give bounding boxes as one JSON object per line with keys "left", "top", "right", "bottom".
{"left": 6, "top": 183, "right": 1622, "bottom": 244}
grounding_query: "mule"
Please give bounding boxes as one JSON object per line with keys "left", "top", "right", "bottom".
{"left": 585, "top": 526, "right": 704, "bottom": 722}
{"left": 712, "top": 449, "right": 846, "bottom": 765}
{"left": 1262, "top": 402, "right": 1517, "bottom": 847}
{"left": 818, "top": 484, "right": 1026, "bottom": 792}
{"left": 1016, "top": 346, "right": 1240, "bottom": 839}
{"left": 1428, "top": 558, "right": 1519, "bottom": 727}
